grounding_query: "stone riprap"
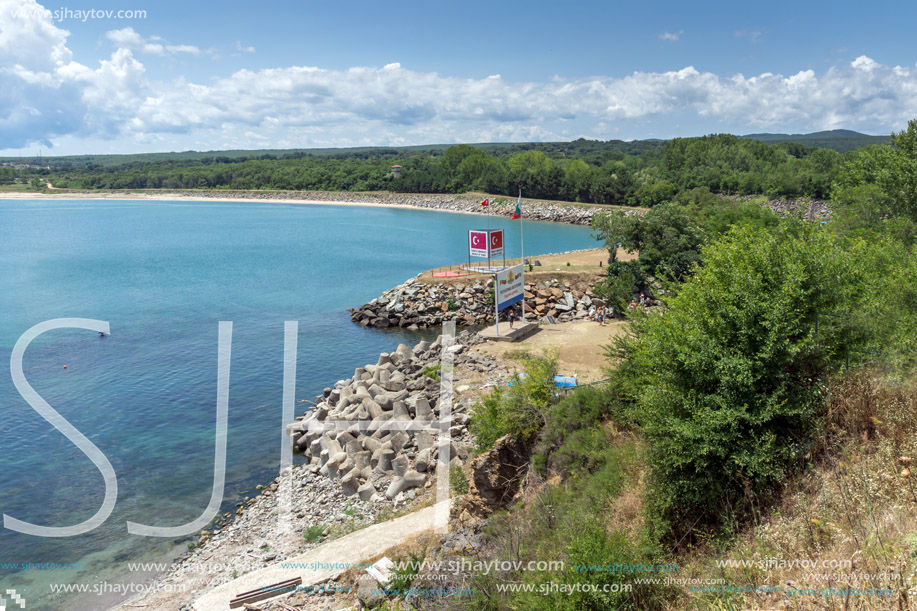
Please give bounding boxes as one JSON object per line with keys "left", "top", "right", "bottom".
{"left": 287, "top": 330, "right": 503, "bottom": 505}
{"left": 350, "top": 277, "right": 607, "bottom": 329}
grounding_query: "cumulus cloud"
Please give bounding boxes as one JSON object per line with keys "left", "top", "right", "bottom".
{"left": 3, "top": 0, "right": 917, "bottom": 152}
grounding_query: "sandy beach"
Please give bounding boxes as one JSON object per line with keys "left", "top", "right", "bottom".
{"left": 0, "top": 189, "right": 644, "bottom": 227}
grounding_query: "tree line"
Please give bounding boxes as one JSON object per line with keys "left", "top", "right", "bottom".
{"left": 22, "top": 133, "right": 865, "bottom": 205}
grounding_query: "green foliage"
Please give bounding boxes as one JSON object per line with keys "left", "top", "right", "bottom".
{"left": 535, "top": 382, "right": 636, "bottom": 476}
{"left": 35, "top": 127, "right": 881, "bottom": 205}
{"left": 628, "top": 203, "right": 706, "bottom": 280}
{"left": 844, "top": 235, "right": 917, "bottom": 373}
{"left": 593, "top": 197, "right": 782, "bottom": 306}
{"left": 470, "top": 351, "right": 559, "bottom": 451}
{"left": 303, "top": 523, "right": 326, "bottom": 543}
{"left": 421, "top": 363, "right": 441, "bottom": 381}
{"left": 449, "top": 465, "right": 469, "bottom": 496}
{"left": 834, "top": 119, "right": 917, "bottom": 224}
{"left": 622, "top": 224, "right": 871, "bottom": 540}
{"left": 593, "top": 203, "right": 705, "bottom": 281}
{"left": 475, "top": 440, "right": 669, "bottom": 610}
{"left": 594, "top": 268, "right": 638, "bottom": 312}
{"left": 388, "top": 548, "right": 426, "bottom": 593}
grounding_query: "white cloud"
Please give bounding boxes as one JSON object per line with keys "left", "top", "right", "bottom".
{"left": 105, "top": 27, "right": 143, "bottom": 48}
{"left": 234, "top": 40, "right": 255, "bottom": 54}
{"left": 735, "top": 29, "right": 762, "bottom": 43}
{"left": 167, "top": 44, "right": 201, "bottom": 55}
{"left": 3, "top": 0, "right": 917, "bottom": 152}
{"left": 659, "top": 30, "right": 683, "bottom": 42}
{"left": 105, "top": 26, "right": 201, "bottom": 57}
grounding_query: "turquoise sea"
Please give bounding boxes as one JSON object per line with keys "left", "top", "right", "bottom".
{"left": 0, "top": 198, "right": 596, "bottom": 610}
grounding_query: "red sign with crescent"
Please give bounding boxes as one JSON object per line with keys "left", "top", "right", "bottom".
{"left": 469, "top": 230, "right": 489, "bottom": 258}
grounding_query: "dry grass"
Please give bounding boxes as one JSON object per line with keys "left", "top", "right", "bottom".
{"left": 673, "top": 371, "right": 917, "bottom": 610}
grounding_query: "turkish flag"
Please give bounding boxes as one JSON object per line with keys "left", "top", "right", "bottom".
{"left": 481, "top": 198, "right": 489, "bottom": 207}
{"left": 471, "top": 231, "right": 486, "bottom": 248}
{"left": 490, "top": 230, "right": 503, "bottom": 250}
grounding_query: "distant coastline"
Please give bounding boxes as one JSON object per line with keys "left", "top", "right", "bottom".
{"left": 0, "top": 189, "right": 647, "bottom": 225}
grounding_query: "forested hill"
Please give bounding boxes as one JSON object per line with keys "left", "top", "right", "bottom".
{"left": 1, "top": 129, "right": 894, "bottom": 206}
{"left": 2, "top": 130, "right": 884, "bottom": 168}
{"left": 740, "top": 129, "right": 890, "bottom": 152}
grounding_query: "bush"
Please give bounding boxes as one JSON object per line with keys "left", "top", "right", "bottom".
{"left": 470, "top": 351, "right": 558, "bottom": 451}
{"left": 475, "top": 440, "right": 669, "bottom": 610}
{"left": 450, "top": 465, "right": 469, "bottom": 496}
{"left": 303, "top": 523, "right": 326, "bottom": 543}
{"left": 623, "top": 224, "right": 870, "bottom": 541}
{"left": 535, "top": 382, "right": 636, "bottom": 476}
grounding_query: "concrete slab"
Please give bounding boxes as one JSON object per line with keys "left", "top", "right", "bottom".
{"left": 478, "top": 322, "right": 538, "bottom": 342}
{"left": 192, "top": 502, "right": 446, "bottom": 611}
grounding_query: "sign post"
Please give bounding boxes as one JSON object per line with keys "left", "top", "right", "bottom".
{"left": 468, "top": 229, "right": 505, "bottom": 272}
{"left": 493, "top": 264, "right": 525, "bottom": 337}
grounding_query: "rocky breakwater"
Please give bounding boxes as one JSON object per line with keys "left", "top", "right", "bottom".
{"left": 286, "top": 331, "right": 499, "bottom": 505}
{"left": 166, "top": 190, "right": 607, "bottom": 225}
{"left": 350, "top": 277, "right": 606, "bottom": 329}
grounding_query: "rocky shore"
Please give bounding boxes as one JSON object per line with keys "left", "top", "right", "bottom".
{"left": 117, "top": 329, "right": 514, "bottom": 611}
{"left": 153, "top": 190, "right": 605, "bottom": 225}
{"left": 350, "top": 275, "right": 607, "bottom": 330}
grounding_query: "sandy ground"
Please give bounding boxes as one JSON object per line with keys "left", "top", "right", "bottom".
{"left": 422, "top": 247, "right": 636, "bottom": 287}
{"left": 473, "top": 319, "right": 630, "bottom": 383}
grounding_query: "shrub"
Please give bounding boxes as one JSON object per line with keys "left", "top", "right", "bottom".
{"left": 421, "top": 363, "right": 441, "bottom": 381}
{"left": 450, "top": 465, "right": 469, "bottom": 496}
{"left": 470, "top": 351, "right": 559, "bottom": 451}
{"left": 303, "top": 523, "right": 326, "bottom": 543}
{"left": 388, "top": 548, "right": 426, "bottom": 593}
{"left": 476, "top": 440, "right": 669, "bottom": 610}
{"left": 623, "top": 224, "right": 870, "bottom": 541}
{"left": 535, "top": 382, "right": 636, "bottom": 476}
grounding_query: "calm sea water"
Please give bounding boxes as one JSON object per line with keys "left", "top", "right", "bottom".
{"left": 0, "top": 199, "right": 595, "bottom": 610}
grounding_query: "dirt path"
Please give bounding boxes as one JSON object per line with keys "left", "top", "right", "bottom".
{"left": 473, "top": 319, "right": 629, "bottom": 382}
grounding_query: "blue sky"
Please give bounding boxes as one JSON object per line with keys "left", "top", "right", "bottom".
{"left": 1, "top": 0, "right": 916, "bottom": 155}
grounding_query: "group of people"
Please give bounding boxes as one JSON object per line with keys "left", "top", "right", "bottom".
{"left": 628, "top": 294, "right": 650, "bottom": 309}
{"left": 588, "top": 305, "right": 610, "bottom": 325}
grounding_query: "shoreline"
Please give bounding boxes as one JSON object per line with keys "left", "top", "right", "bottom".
{"left": 111, "top": 316, "right": 621, "bottom": 611}
{"left": 0, "top": 189, "right": 645, "bottom": 225}
{"left": 111, "top": 328, "right": 510, "bottom": 611}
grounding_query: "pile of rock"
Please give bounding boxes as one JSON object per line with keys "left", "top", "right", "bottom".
{"left": 765, "top": 197, "right": 831, "bottom": 220}
{"left": 350, "top": 277, "right": 606, "bottom": 329}
{"left": 286, "top": 332, "right": 490, "bottom": 505}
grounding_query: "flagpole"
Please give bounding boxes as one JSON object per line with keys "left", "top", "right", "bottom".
{"left": 519, "top": 189, "right": 525, "bottom": 322}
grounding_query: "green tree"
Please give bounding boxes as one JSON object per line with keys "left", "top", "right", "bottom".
{"left": 441, "top": 144, "right": 483, "bottom": 179}
{"left": 834, "top": 119, "right": 917, "bottom": 222}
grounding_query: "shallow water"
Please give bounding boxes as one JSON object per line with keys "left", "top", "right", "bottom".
{"left": 0, "top": 198, "right": 595, "bottom": 610}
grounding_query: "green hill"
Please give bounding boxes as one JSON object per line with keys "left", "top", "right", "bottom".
{"left": 740, "top": 129, "right": 890, "bottom": 152}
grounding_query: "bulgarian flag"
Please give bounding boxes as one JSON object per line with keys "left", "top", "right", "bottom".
{"left": 511, "top": 194, "right": 522, "bottom": 219}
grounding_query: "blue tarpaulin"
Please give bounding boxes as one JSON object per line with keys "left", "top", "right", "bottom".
{"left": 509, "top": 373, "right": 578, "bottom": 388}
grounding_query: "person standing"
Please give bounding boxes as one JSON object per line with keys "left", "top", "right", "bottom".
{"left": 508, "top": 307, "right": 516, "bottom": 329}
